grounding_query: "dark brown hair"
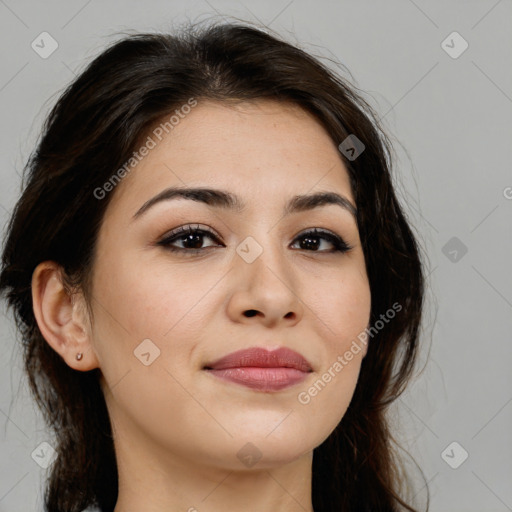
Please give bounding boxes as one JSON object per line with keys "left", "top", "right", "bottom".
{"left": 0, "top": 20, "right": 426, "bottom": 512}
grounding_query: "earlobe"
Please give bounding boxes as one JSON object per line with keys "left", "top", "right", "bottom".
{"left": 31, "top": 262, "right": 99, "bottom": 371}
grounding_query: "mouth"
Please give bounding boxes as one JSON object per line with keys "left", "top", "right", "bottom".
{"left": 203, "top": 346, "right": 313, "bottom": 392}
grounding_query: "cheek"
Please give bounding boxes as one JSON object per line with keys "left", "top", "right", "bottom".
{"left": 328, "top": 275, "right": 371, "bottom": 365}
{"left": 91, "top": 255, "right": 210, "bottom": 445}
{"left": 93, "top": 246, "right": 208, "bottom": 339}
{"left": 293, "top": 267, "right": 370, "bottom": 434}
{"left": 90, "top": 251, "right": 224, "bottom": 399}
{"left": 307, "top": 262, "right": 371, "bottom": 344}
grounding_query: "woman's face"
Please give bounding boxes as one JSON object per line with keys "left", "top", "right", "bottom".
{"left": 88, "top": 99, "right": 371, "bottom": 470}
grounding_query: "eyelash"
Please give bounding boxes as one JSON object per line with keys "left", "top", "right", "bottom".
{"left": 156, "top": 224, "right": 353, "bottom": 255}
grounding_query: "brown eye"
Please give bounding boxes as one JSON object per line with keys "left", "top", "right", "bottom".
{"left": 291, "top": 228, "right": 352, "bottom": 253}
{"left": 157, "top": 225, "right": 222, "bottom": 253}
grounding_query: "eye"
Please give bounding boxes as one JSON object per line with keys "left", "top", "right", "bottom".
{"left": 156, "top": 224, "right": 222, "bottom": 254}
{"left": 291, "top": 228, "right": 352, "bottom": 253}
{"left": 156, "top": 225, "right": 352, "bottom": 255}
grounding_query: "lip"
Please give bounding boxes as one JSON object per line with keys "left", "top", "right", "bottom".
{"left": 203, "top": 347, "right": 313, "bottom": 392}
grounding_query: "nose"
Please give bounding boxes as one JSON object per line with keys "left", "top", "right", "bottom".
{"left": 226, "top": 239, "right": 304, "bottom": 328}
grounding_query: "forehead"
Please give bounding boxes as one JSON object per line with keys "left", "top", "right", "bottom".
{"left": 107, "top": 99, "right": 353, "bottom": 217}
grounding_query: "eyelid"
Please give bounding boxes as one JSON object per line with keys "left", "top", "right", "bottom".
{"left": 158, "top": 223, "right": 222, "bottom": 242}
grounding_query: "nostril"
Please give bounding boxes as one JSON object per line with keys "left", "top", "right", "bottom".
{"left": 244, "top": 310, "right": 258, "bottom": 317}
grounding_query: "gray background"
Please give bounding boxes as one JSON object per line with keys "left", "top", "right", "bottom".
{"left": 0, "top": 1, "right": 511, "bottom": 511}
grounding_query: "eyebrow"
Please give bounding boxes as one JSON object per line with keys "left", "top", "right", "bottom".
{"left": 132, "top": 186, "right": 357, "bottom": 220}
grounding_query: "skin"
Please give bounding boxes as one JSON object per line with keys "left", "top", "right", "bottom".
{"left": 32, "top": 100, "right": 372, "bottom": 512}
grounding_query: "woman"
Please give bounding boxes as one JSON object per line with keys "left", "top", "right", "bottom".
{"left": 0, "top": 21, "right": 426, "bottom": 512}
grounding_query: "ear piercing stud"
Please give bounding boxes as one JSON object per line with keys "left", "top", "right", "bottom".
{"left": 76, "top": 353, "right": 83, "bottom": 361}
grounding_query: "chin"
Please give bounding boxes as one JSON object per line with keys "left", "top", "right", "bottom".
{"left": 219, "top": 427, "right": 318, "bottom": 470}
{"left": 217, "top": 442, "right": 314, "bottom": 472}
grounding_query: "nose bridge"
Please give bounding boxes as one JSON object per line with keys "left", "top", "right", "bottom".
{"left": 236, "top": 225, "right": 291, "bottom": 286}
{"left": 234, "top": 225, "right": 302, "bottom": 305}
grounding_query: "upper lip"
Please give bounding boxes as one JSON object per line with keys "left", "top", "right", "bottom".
{"left": 204, "top": 347, "right": 313, "bottom": 372}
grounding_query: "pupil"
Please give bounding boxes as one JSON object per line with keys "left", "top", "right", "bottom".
{"left": 183, "top": 234, "right": 203, "bottom": 249}
{"left": 302, "top": 236, "right": 319, "bottom": 250}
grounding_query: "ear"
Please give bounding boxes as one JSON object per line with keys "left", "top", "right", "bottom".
{"left": 31, "top": 261, "right": 100, "bottom": 371}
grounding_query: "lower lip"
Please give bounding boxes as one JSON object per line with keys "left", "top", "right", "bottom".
{"left": 206, "top": 367, "right": 309, "bottom": 391}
